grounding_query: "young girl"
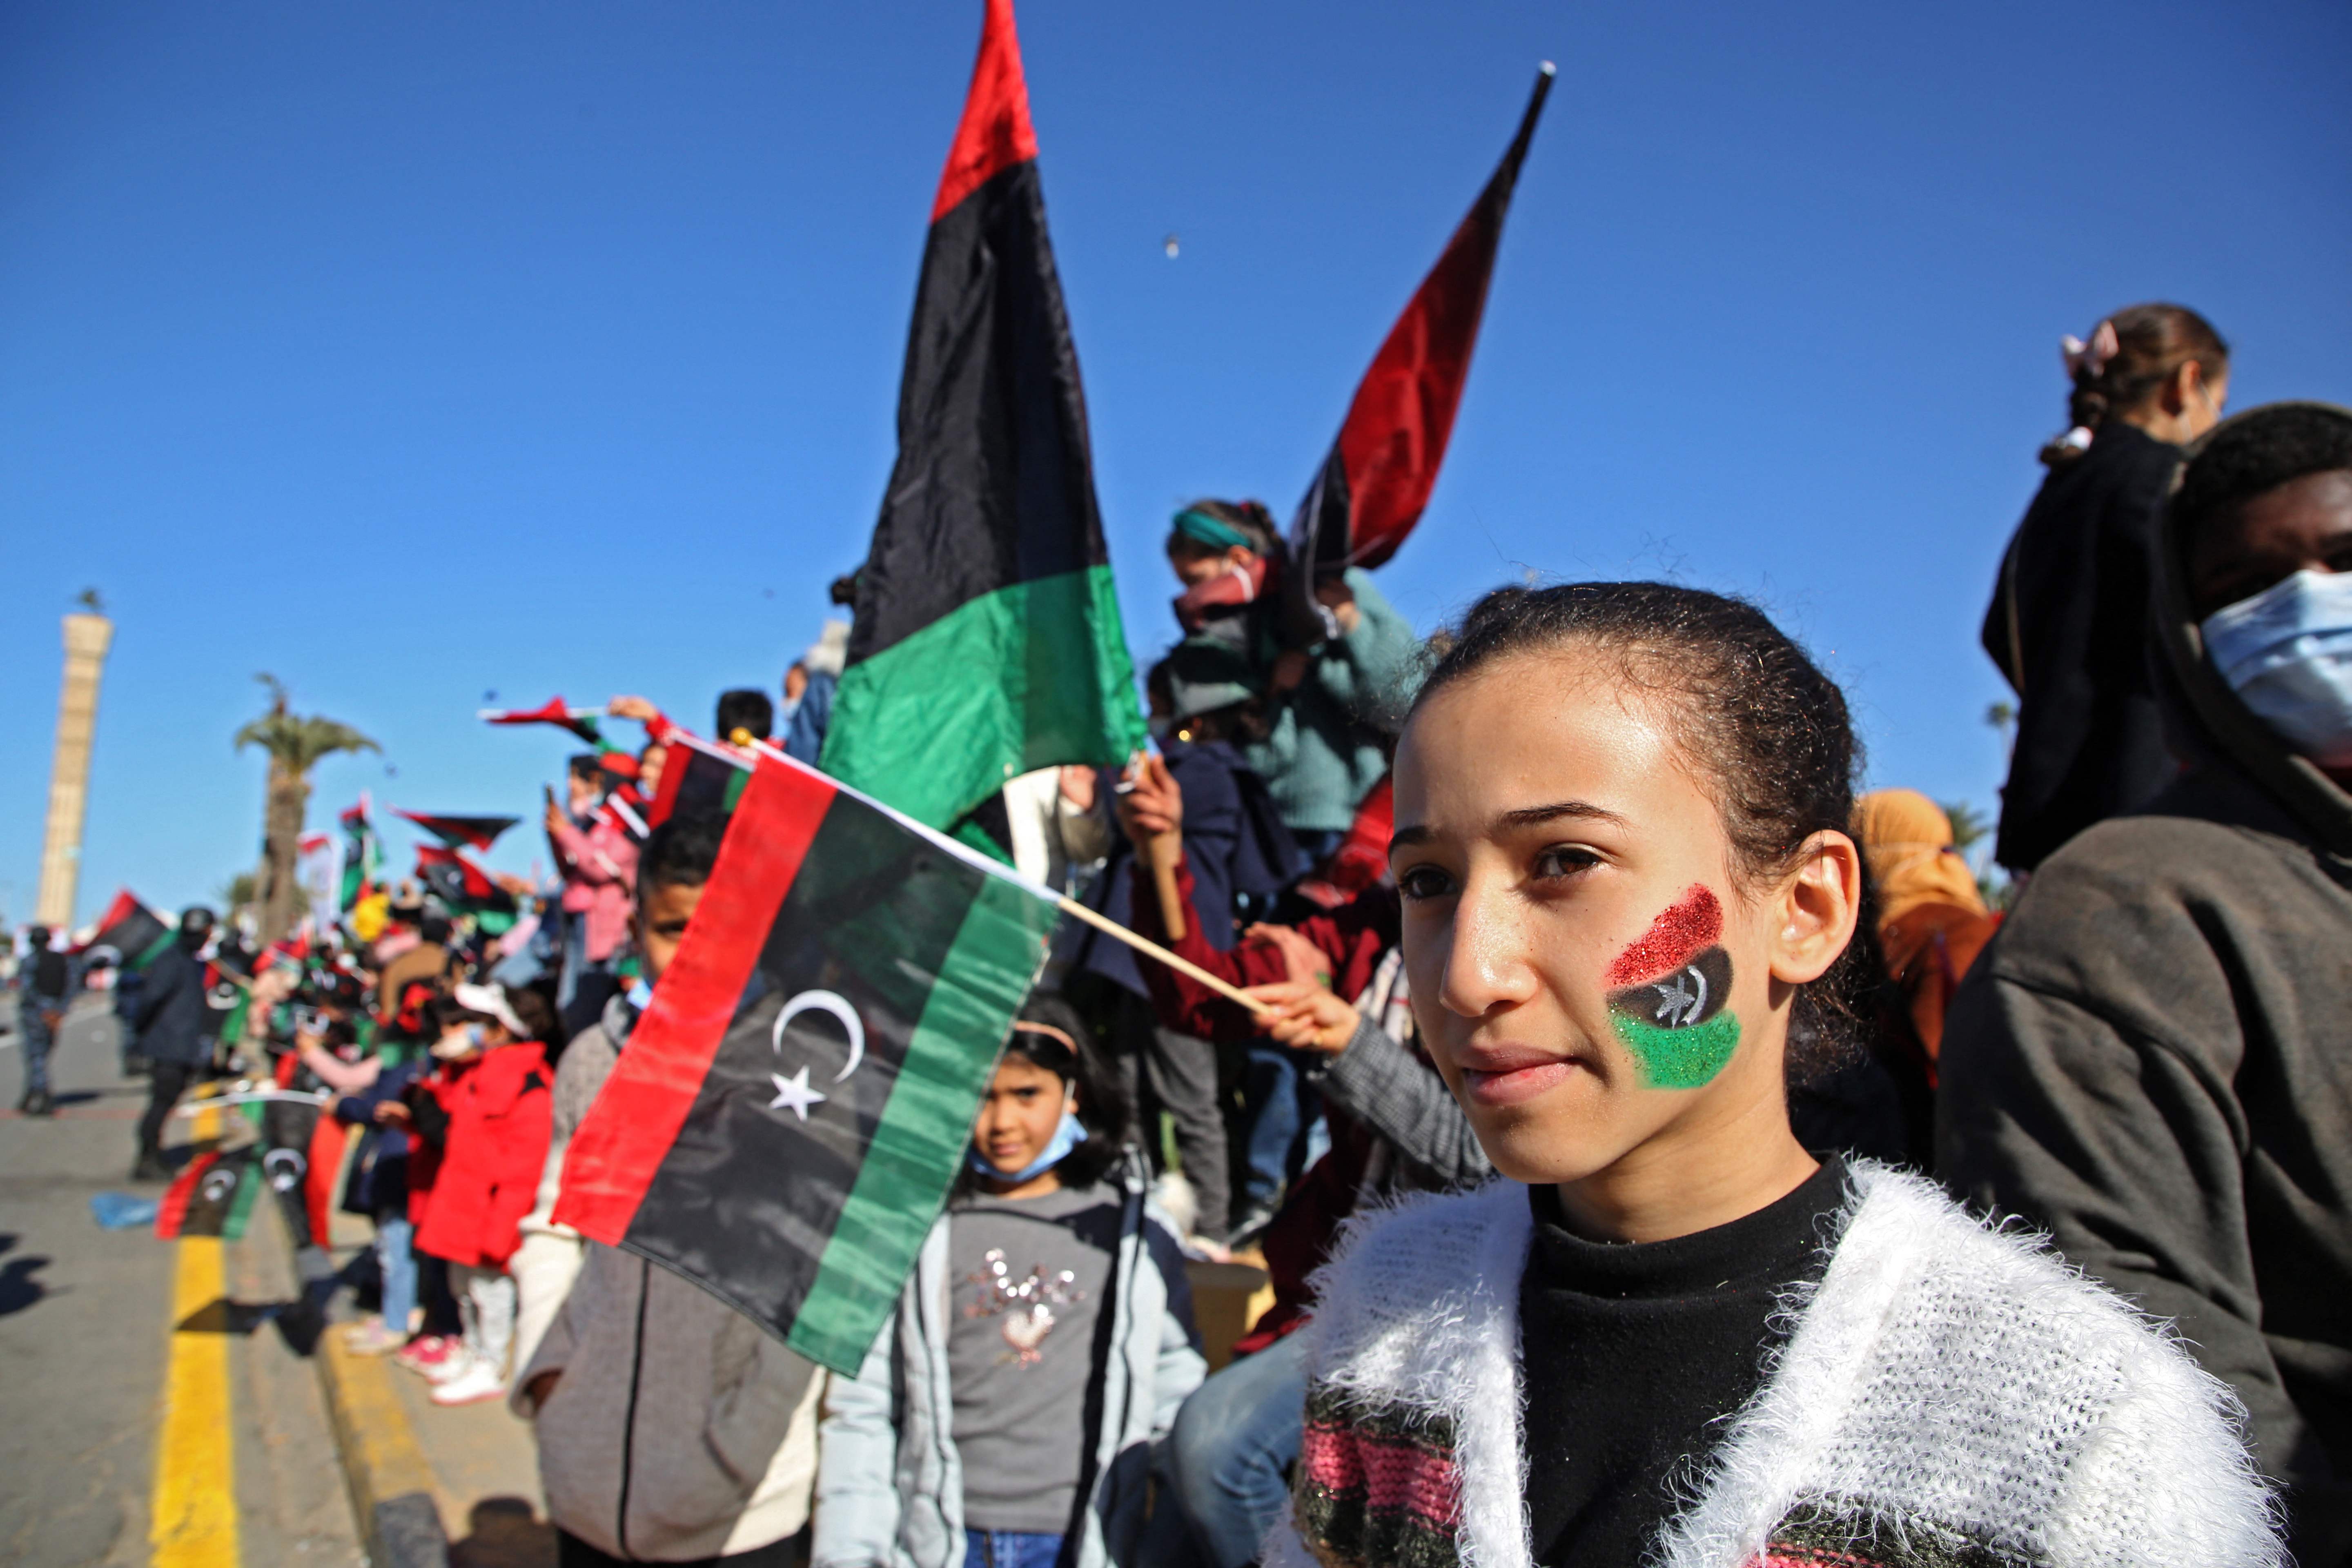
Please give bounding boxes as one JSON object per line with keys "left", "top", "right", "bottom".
{"left": 814, "top": 998, "right": 1206, "bottom": 1568}
{"left": 1277, "top": 583, "right": 2280, "bottom": 1568}
{"left": 409, "top": 982, "right": 553, "bottom": 1407}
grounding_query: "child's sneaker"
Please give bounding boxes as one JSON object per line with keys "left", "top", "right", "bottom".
{"left": 392, "top": 1334, "right": 459, "bottom": 1379}
{"left": 342, "top": 1317, "right": 407, "bottom": 1356}
{"left": 429, "top": 1357, "right": 508, "bottom": 1407}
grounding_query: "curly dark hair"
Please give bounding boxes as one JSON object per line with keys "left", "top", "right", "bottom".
{"left": 1410, "top": 580, "right": 1887, "bottom": 1080}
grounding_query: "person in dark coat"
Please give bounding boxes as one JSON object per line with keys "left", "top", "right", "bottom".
{"left": 16, "top": 926, "right": 71, "bottom": 1118}
{"left": 1942, "top": 403, "right": 2352, "bottom": 1565}
{"left": 1059, "top": 641, "right": 1304, "bottom": 1245}
{"left": 129, "top": 906, "right": 218, "bottom": 1181}
{"left": 1982, "top": 303, "right": 2230, "bottom": 871}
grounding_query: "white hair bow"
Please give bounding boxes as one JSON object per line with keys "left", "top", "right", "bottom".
{"left": 2060, "top": 318, "right": 2120, "bottom": 381}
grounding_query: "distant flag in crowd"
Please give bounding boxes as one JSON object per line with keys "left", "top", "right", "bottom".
{"left": 643, "top": 731, "right": 751, "bottom": 830}
{"left": 820, "top": 0, "right": 1147, "bottom": 834}
{"left": 1286, "top": 63, "right": 1553, "bottom": 615}
{"left": 84, "top": 890, "right": 174, "bottom": 970}
{"left": 156, "top": 1148, "right": 263, "bottom": 1241}
{"left": 479, "top": 696, "right": 605, "bottom": 746}
{"left": 415, "top": 844, "right": 515, "bottom": 915}
{"left": 556, "top": 749, "right": 1057, "bottom": 1374}
{"left": 394, "top": 810, "right": 521, "bottom": 852}
{"left": 296, "top": 831, "right": 345, "bottom": 937}
{"left": 339, "top": 797, "right": 382, "bottom": 912}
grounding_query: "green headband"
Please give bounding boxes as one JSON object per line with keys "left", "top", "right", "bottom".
{"left": 1172, "top": 508, "right": 1255, "bottom": 553}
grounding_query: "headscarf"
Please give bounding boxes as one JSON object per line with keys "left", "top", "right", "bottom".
{"left": 1853, "top": 789, "right": 1986, "bottom": 927}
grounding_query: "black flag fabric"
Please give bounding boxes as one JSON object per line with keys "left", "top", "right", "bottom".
{"left": 818, "top": 0, "right": 1146, "bottom": 832}
{"left": 1286, "top": 64, "right": 1553, "bottom": 637}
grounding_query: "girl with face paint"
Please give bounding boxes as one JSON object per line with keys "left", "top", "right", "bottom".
{"left": 1276, "top": 583, "right": 2280, "bottom": 1568}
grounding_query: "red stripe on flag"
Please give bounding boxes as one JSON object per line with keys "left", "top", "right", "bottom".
{"left": 555, "top": 755, "right": 838, "bottom": 1243}
{"left": 306, "top": 1114, "right": 349, "bottom": 1248}
{"left": 930, "top": 0, "right": 1038, "bottom": 222}
{"left": 156, "top": 1149, "right": 221, "bottom": 1239}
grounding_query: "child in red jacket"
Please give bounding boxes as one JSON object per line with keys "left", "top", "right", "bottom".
{"left": 414, "top": 982, "right": 554, "bottom": 1406}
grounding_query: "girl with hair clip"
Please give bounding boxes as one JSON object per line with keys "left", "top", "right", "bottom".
{"left": 814, "top": 996, "right": 1206, "bottom": 1568}
{"left": 1276, "top": 581, "right": 2280, "bottom": 1568}
{"left": 1983, "top": 303, "right": 2231, "bottom": 873}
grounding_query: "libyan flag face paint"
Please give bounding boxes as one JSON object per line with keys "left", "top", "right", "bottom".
{"left": 156, "top": 1148, "right": 263, "bottom": 1240}
{"left": 555, "top": 751, "right": 1056, "bottom": 1374}
{"left": 819, "top": 0, "right": 1146, "bottom": 832}
{"left": 1605, "top": 885, "right": 1740, "bottom": 1089}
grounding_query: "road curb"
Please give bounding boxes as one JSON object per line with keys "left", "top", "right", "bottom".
{"left": 314, "top": 1330, "right": 452, "bottom": 1568}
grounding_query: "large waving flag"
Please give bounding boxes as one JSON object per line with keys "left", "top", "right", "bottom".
{"left": 1288, "top": 64, "right": 1553, "bottom": 598}
{"left": 555, "top": 748, "right": 1056, "bottom": 1374}
{"left": 820, "top": 0, "right": 1147, "bottom": 832}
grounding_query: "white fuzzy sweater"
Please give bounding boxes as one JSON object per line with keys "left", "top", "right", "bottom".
{"left": 1268, "top": 1161, "right": 2282, "bottom": 1568}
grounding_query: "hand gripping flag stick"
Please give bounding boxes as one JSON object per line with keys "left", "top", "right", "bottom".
{"left": 668, "top": 731, "right": 1270, "bottom": 1018}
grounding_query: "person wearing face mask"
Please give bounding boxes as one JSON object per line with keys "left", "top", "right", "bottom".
{"left": 408, "top": 981, "right": 554, "bottom": 1408}
{"left": 1942, "top": 402, "right": 2352, "bottom": 1566}
{"left": 814, "top": 996, "right": 1205, "bottom": 1568}
{"left": 1165, "top": 500, "right": 1420, "bottom": 862}
{"left": 1275, "top": 581, "right": 2278, "bottom": 1568}
{"left": 1982, "top": 303, "right": 2231, "bottom": 873}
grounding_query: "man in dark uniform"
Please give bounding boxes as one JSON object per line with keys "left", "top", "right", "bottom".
{"left": 129, "top": 907, "right": 218, "bottom": 1181}
{"left": 16, "top": 926, "right": 70, "bottom": 1118}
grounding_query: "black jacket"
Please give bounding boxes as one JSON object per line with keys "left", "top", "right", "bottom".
{"left": 1982, "top": 423, "right": 2185, "bottom": 870}
{"left": 1943, "top": 438, "right": 2352, "bottom": 1564}
{"left": 131, "top": 945, "right": 214, "bottom": 1066}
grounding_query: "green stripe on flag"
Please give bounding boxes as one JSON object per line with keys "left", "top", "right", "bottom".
{"left": 820, "top": 566, "right": 1146, "bottom": 829}
{"left": 786, "top": 871, "right": 1056, "bottom": 1372}
{"left": 131, "top": 929, "right": 178, "bottom": 971}
{"left": 221, "top": 1160, "right": 263, "bottom": 1241}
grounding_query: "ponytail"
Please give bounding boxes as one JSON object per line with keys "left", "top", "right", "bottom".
{"left": 2040, "top": 302, "right": 2230, "bottom": 466}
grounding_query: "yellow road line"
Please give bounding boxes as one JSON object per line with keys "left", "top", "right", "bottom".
{"left": 152, "top": 1236, "right": 238, "bottom": 1566}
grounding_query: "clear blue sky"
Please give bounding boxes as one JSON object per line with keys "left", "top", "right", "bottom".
{"left": 4, "top": 1, "right": 2348, "bottom": 925}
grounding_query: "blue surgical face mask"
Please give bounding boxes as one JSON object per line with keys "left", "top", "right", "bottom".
{"left": 969, "top": 1109, "right": 1085, "bottom": 1185}
{"left": 2201, "top": 568, "right": 2352, "bottom": 769}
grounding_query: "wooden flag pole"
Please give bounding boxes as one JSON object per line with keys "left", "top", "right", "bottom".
{"left": 1053, "top": 896, "right": 1271, "bottom": 1017}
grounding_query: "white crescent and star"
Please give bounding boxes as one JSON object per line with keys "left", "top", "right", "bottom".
{"left": 768, "top": 989, "right": 867, "bottom": 1122}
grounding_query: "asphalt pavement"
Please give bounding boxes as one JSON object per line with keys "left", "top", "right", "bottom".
{"left": 0, "top": 993, "right": 365, "bottom": 1567}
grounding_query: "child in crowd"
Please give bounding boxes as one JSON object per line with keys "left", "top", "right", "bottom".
{"left": 1277, "top": 582, "right": 2279, "bottom": 1568}
{"left": 514, "top": 811, "right": 829, "bottom": 1568}
{"left": 814, "top": 996, "right": 1206, "bottom": 1568}
{"left": 406, "top": 982, "right": 554, "bottom": 1407}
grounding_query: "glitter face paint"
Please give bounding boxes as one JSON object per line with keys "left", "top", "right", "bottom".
{"left": 1605, "top": 885, "right": 1741, "bottom": 1089}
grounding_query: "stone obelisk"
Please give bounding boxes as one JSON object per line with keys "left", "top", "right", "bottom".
{"left": 36, "top": 611, "right": 115, "bottom": 928}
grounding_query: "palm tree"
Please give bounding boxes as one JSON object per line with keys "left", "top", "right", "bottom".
{"left": 236, "top": 675, "right": 379, "bottom": 943}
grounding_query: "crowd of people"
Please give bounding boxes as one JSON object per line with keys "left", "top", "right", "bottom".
{"left": 9, "top": 301, "right": 2348, "bottom": 1568}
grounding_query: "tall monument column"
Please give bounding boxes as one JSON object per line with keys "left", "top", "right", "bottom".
{"left": 36, "top": 611, "right": 115, "bottom": 929}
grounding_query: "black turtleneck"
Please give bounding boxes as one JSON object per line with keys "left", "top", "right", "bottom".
{"left": 1519, "top": 1156, "right": 1846, "bottom": 1568}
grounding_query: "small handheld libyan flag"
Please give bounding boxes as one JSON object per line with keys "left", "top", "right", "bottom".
{"left": 395, "top": 809, "right": 521, "bottom": 852}
{"left": 84, "top": 890, "right": 175, "bottom": 971}
{"left": 479, "top": 697, "right": 604, "bottom": 746}
{"left": 555, "top": 738, "right": 1259, "bottom": 1374}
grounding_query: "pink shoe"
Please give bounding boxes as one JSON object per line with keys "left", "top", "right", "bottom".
{"left": 343, "top": 1318, "right": 407, "bottom": 1356}
{"left": 392, "top": 1334, "right": 458, "bottom": 1379}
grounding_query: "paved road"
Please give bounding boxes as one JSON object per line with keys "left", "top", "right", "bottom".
{"left": 0, "top": 994, "right": 364, "bottom": 1567}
